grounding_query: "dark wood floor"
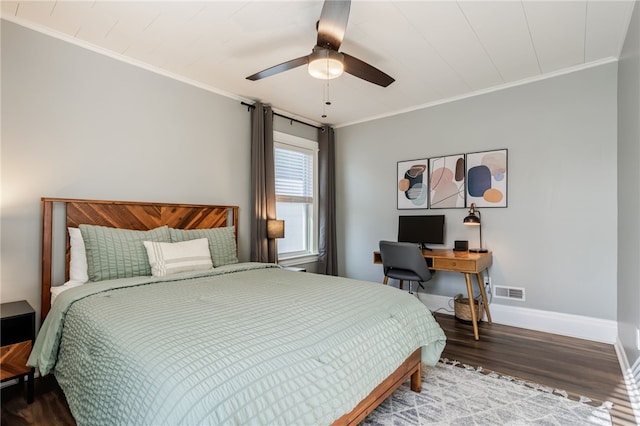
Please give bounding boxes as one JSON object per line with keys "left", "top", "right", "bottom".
{"left": 435, "top": 313, "right": 636, "bottom": 426}
{"left": 1, "top": 313, "right": 636, "bottom": 425}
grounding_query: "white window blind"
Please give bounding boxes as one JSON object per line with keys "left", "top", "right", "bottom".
{"left": 275, "top": 147, "right": 313, "bottom": 203}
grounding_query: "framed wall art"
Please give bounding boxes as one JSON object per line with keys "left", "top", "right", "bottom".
{"left": 428, "top": 154, "right": 466, "bottom": 208}
{"left": 465, "top": 149, "right": 508, "bottom": 208}
{"left": 397, "top": 159, "right": 428, "bottom": 209}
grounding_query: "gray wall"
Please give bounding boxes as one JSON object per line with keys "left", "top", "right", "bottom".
{"left": 617, "top": 3, "right": 640, "bottom": 376}
{"left": 1, "top": 21, "right": 251, "bottom": 319}
{"left": 336, "top": 63, "right": 619, "bottom": 321}
{"left": 273, "top": 115, "right": 318, "bottom": 142}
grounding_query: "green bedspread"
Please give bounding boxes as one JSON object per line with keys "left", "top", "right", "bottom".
{"left": 29, "top": 263, "right": 446, "bottom": 425}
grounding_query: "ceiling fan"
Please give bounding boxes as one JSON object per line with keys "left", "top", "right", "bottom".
{"left": 246, "top": 0, "right": 394, "bottom": 87}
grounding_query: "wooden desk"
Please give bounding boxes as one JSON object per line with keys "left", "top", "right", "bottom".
{"left": 373, "top": 249, "right": 493, "bottom": 340}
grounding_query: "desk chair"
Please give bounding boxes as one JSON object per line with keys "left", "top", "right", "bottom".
{"left": 379, "top": 241, "right": 432, "bottom": 294}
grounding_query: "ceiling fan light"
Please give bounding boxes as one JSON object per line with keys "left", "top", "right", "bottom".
{"left": 308, "top": 49, "right": 344, "bottom": 80}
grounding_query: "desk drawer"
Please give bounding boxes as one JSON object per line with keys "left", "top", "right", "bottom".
{"left": 433, "top": 258, "right": 476, "bottom": 272}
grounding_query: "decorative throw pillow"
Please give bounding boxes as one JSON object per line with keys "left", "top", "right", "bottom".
{"left": 169, "top": 226, "right": 238, "bottom": 267}
{"left": 79, "top": 224, "right": 170, "bottom": 282}
{"left": 143, "top": 238, "right": 213, "bottom": 277}
{"left": 68, "top": 227, "right": 89, "bottom": 283}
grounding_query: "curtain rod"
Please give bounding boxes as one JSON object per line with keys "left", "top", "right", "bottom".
{"left": 241, "top": 101, "right": 323, "bottom": 131}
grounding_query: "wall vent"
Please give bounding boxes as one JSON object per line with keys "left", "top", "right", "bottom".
{"left": 494, "top": 285, "right": 525, "bottom": 301}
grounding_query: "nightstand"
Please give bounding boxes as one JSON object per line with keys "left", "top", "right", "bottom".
{"left": 282, "top": 266, "right": 306, "bottom": 272}
{"left": 1, "top": 300, "right": 35, "bottom": 403}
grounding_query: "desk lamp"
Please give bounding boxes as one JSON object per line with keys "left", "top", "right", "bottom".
{"left": 463, "top": 203, "right": 488, "bottom": 253}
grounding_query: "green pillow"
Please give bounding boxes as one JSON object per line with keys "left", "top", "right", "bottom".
{"left": 79, "top": 224, "right": 170, "bottom": 282}
{"left": 169, "top": 226, "right": 238, "bottom": 267}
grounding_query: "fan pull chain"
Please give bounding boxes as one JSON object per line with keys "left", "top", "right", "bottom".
{"left": 322, "top": 79, "right": 331, "bottom": 118}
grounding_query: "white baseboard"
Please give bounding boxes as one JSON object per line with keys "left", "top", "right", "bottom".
{"left": 418, "top": 293, "right": 618, "bottom": 344}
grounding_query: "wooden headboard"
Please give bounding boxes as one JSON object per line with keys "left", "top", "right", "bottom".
{"left": 41, "top": 198, "right": 239, "bottom": 321}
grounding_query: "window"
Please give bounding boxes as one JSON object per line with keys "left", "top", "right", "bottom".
{"left": 273, "top": 131, "right": 318, "bottom": 262}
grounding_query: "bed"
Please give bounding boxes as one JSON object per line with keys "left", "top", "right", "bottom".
{"left": 29, "top": 197, "right": 446, "bottom": 425}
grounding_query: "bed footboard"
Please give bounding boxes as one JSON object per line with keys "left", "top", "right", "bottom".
{"left": 332, "top": 347, "right": 422, "bottom": 425}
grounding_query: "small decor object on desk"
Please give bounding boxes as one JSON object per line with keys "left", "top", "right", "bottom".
{"left": 1, "top": 300, "right": 35, "bottom": 403}
{"left": 454, "top": 294, "right": 484, "bottom": 325}
{"left": 453, "top": 240, "right": 469, "bottom": 252}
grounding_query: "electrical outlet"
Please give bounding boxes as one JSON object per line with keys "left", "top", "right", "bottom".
{"left": 636, "top": 328, "right": 640, "bottom": 351}
{"left": 484, "top": 276, "right": 491, "bottom": 286}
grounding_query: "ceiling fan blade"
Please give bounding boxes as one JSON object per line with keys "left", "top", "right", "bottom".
{"left": 246, "top": 56, "right": 309, "bottom": 81}
{"left": 342, "top": 53, "right": 395, "bottom": 87}
{"left": 317, "top": 0, "right": 351, "bottom": 51}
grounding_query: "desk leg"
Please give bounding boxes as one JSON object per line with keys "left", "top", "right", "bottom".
{"left": 476, "top": 273, "right": 492, "bottom": 324}
{"left": 464, "top": 273, "right": 480, "bottom": 340}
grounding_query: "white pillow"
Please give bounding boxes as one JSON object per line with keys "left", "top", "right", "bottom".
{"left": 68, "top": 227, "right": 89, "bottom": 283}
{"left": 51, "top": 280, "right": 84, "bottom": 306}
{"left": 143, "top": 238, "right": 213, "bottom": 277}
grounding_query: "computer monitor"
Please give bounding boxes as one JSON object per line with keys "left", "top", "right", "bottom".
{"left": 398, "top": 215, "right": 445, "bottom": 249}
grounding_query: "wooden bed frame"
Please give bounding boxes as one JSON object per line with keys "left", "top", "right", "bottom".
{"left": 40, "top": 197, "right": 238, "bottom": 320}
{"left": 39, "top": 197, "right": 423, "bottom": 426}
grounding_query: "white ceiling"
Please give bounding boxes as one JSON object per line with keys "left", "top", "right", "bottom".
{"left": 1, "top": 1, "right": 636, "bottom": 127}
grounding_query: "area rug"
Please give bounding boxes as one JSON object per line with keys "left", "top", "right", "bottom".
{"left": 362, "top": 360, "right": 612, "bottom": 425}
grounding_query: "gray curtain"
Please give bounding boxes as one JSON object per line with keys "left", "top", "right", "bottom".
{"left": 318, "top": 125, "right": 337, "bottom": 275}
{"left": 250, "top": 102, "right": 277, "bottom": 263}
